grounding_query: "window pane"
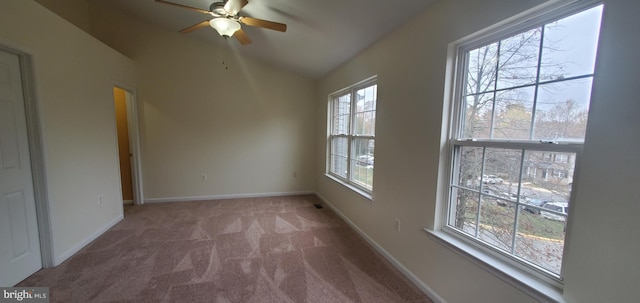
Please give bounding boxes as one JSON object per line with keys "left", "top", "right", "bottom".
{"left": 354, "top": 85, "right": 377, "bottom": 136}
{"left": 518, "top": 149, "right": 571, "bottom": 275}
{"left": 479, "top": 199, "right": 516, "bottom": 252}
{"left": 351, "top": 138, "right": 374, "bottom": 189}
{"left": 466, "top": 43, "right": 499, "bottom": 95}
{"left": 330, "top": 137, "right": 348, "bottom": 178}
{"left": 451, "top": 147, "right": 573, "bottom": 266}
{"left": 493, "top": 87, "right": 535, "bottom": 140}
{"left": 539, "top": 5, "right": 603, "bottom": 81}
{"left": 483, "top": 148, "right": 522, "bottom": 199}
{"left": 533, "top": 78, "right": 591, "bottom": 141}
{"left": 354, "top": 110, "right": 377, "bottom": 136}
{"left": 456, "top": 146, "right": 484, "bottom": 189}
{"left": 516, "top": 209, "right": 566, "bottom": 275}
{"left": 332, "top": 94, "right": 350, "bottom": 135}
{"left": 521, "top": 150, "right": 573, "bottom": 203}
{"left": 462, "top": 92, "right": 494, "bottom": 138}
{"left": 497, "top": 27, "right": 542, "bottom": 90}
{"left": 449, "top": 187, "right": 480, "bottom": 237}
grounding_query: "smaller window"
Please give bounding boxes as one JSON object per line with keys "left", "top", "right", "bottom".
{"left": 554, "top": 154, "right": 569, "bottom": 163}
{"left": 327, "top": 77, "right": 377, "bottom": 194}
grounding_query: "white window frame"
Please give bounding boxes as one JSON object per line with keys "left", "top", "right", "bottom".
{"left": 326, "top": 76, "right": 377, "bottom": 197}
{"left": 434, "top": 0, "right": 602, "bottom": 298}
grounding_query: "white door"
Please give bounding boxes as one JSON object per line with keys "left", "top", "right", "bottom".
{"left": 0, "top": 49, "right": 42, "bottom": 286}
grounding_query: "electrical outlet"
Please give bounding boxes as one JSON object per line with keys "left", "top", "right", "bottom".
{"left": 202, "top": 173, "right": 208, "bottom": 181}
{"left": 98, "top": 196, "right": 103, "bottom": 205}
{"left": 395, "top": 218, "right": 401, "bottom": 232}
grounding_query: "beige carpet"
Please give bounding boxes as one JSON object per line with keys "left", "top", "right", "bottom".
{"left": 19, "top": 195, "right": 432, "bottom": 303}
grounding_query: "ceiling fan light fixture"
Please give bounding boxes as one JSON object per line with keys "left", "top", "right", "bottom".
{"left": 209, "top": 18, "right": 241, "bottom": 37}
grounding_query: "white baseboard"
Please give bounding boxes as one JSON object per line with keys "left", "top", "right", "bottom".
{"left": 54, "top": 214, "right": 124, "bottom": 266}
{"left": 315, "top": 193, "right": 447, "bottom": 303}
{"left": 144, "top": 190, "right": 316, "bottom": 204}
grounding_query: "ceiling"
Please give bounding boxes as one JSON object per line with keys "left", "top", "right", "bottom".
{"left": 86, "top": 0, "right": 437, "bottom": 79}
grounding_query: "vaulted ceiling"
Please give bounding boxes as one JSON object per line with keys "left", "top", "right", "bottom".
{"left": 86, "top": 0, "right": 437, "bottom": 78}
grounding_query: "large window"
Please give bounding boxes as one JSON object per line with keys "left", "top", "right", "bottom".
{"left": 445, "top": 4, "right": 602, "bottom": 282}
{"left": 328, "top": 77, "right": 377, "bottom": 194}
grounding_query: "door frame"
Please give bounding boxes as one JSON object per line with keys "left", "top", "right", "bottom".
{"left": 113, "top": 85, "right": 144, "bottom": 206}
{"left": 0, "top": 44, "right": 54, "bottom": 268}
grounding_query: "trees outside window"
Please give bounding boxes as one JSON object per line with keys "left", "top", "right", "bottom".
{"left": 446, "top": 4, "right": 602, "bottom": 280}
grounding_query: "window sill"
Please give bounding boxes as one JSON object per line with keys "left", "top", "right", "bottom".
{"left": 424, "top": 229, "right": 565, "bottom": 303}
{"left": 324, "top": 174, "right": 373, "bottom": 201}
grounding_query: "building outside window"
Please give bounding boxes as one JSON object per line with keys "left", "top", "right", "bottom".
{"left": 328, "top": 77, "right": 377, "bottom": 194}
{"left": 444, "top": 3, "right": 602, "bottom": 283}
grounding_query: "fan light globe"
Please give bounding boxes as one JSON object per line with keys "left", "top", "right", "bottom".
{"left": 209, "top": 18, "right": 241, "bottom": 37}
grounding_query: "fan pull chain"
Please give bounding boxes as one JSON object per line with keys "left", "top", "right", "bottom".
{"left": 221, "top": 47, "right": 229, "bottom": 70}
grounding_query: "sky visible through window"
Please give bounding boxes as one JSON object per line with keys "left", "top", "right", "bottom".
{"left": 462, "top": 5, "right": 602, "bottom": 142}
{"left": 536, "top": 5, "right": 602, "bottom": 131}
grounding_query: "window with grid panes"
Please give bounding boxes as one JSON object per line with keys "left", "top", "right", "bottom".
{"left": 328, "top": 77, "right": 377, "bottom": 194}
{"left": 444, "top": 4, "right": 602, "bottom": 282}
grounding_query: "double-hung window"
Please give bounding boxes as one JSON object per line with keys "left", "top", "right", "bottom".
{"left": 328, "top": 77, "right": 377, "bottom": 194}
{"left": 444, "top": 4, "right": 602, "bottom": 283}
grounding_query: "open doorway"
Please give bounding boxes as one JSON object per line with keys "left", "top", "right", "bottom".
{"left": 113, "top": 87, "right": 143, "bottom": 208}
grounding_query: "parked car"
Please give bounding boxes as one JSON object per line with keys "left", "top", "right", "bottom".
{"left": 482, "top": 175, "right": 504, "bottom": 184}
{"left": 541, "top": 202, "right": 569, "bottom": 221}
{"left": 522, "top": 199, "right": 547, "bottom": 214}
{"left": 356, "top": 154, "right": 374, "bottom": 168}
{"left": 480, "top": 189, "right": 510, "bottom": 207}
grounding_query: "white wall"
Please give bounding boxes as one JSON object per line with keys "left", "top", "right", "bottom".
{"left": 87, "top": 5, "right": 317, "bottom": 201}
{"left": 0, "top": 0, "right": 136, "bottom": 264}
{"left": 562, "top": 0, "right": 640, "bottom": 301}
{"left": 316, "top": 0, "right": 640, "bottom": 302}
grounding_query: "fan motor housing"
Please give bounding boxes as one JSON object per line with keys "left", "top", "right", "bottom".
{"left": 210, "top": 2, "right": 228, "bottom": 17}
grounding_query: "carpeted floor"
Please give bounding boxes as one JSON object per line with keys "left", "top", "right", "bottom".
{"left": 18, "top": 195, "right": 432, "bottom": 303}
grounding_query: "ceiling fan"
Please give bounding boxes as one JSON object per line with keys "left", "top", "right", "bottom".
{"left": 155, "top": 0, "right": 287, "bottom": 45}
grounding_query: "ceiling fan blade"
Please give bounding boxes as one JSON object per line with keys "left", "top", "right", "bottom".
{"left": 179, "top": 20, "right": 211, "bottom": 33}
{"left": 224, "top": 0, "right": 248, "bottom": 16}
{"left": 239, "top": 17, "right": 287, "bottom": 32}
{"left": 155, "top": 0, "right": 210, "bottom": 15}
{"left": 234, "top": 29, "right": 251, "bottom": 45}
